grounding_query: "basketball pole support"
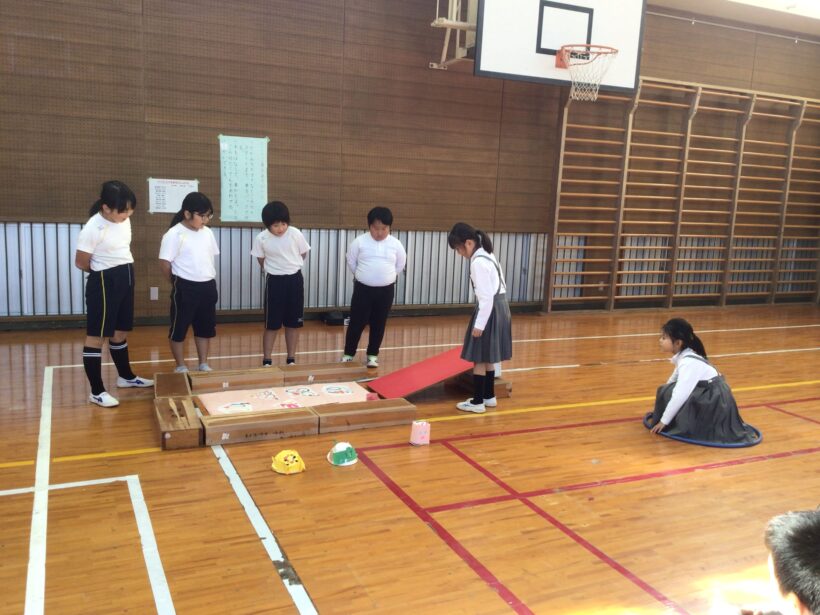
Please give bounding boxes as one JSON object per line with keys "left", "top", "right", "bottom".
{"left": 429, "top": 0, "right": 477, "bottom": 70}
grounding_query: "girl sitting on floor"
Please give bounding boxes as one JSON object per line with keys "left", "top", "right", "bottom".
{"left": 646, "top": 318, "right": 759, "bottom": 446}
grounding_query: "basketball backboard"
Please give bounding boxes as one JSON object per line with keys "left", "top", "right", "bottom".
{"left": 475, "top": 0, "right": 646, "bottom": 93}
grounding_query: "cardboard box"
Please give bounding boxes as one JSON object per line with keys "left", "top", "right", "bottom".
{"left": 452, "top": 372, "right": 512, "bottom": 398}
{"left": 154, "top": 371, "right": 192, "bottom": 398}
{"left": 154, "top": 397, "right": 202, "bottom": 450}
{"left": 189, "top": 367, "right": 285, "bottom": 393}
{"left": 200, "top": 408, "right": 319, "bottom": 445}
{"left": 314, "top": 398, "right": 417, "bottom": 433}
{"left": 281, "top": 361, "right": 369, "bottom": 385}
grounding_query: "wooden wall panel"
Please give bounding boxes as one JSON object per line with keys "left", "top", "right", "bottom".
{"left": 641, "top": 16, "right": 757, "bottom": 90}
{"left": 340, "top": 0, "right": 506, "bottom": 231}
{"left": 1, "top": 0, "right": 819, "bottom": 320}
{"left": 0, "top": 0, "right": 146, "bottom": 222}
{"left": 494, "top": 80, "right": 561, "bottom": 232}
{"left": 641, "top": 13, "right": 820, "bottom": 100}
{"left": 751, "top": 36, "right": 820, "bottom": 99}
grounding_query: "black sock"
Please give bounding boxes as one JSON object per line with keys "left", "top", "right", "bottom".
{"left": 83, "top": 346, "right": 105, "bottom": 395}
{"left": 286, "top": 356, "right": 295, "bottom": 365}
{"left": 109, "top": 339, "right": 136, "bottom": 380}
{"left": 484, "top": 370, "right": 495, "bottom": 399}
{"left": 472, "top": 374, "right": 485, "bottom": 405}
{"left": 262, "top": 359, "right": 272, "bottom": 366}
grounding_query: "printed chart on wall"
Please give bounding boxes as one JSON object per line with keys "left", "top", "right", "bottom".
{"left": 148, "top": 178, "right": 199, "bottom": 214}
{"left": 218, "top": 134, "right": 269, "bottom": 222}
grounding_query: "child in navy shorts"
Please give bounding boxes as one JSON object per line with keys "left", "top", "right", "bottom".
{"left": 159, "top": 192, "right": 220, "bottom": 373}
{"left": 250, "top": 201, "right": 310, "bottom": 366}
{"left": 75, "top": 180, "right": 154, "bottom": 408}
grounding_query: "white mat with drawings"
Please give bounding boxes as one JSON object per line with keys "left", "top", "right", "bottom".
{"left": 198, "top": 381, "right": 370, "bottom": 415}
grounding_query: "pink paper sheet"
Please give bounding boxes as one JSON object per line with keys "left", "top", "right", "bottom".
{"left": 198, "top": 381, "right": 370, "bottom": 415}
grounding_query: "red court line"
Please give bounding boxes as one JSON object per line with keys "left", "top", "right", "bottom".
{"left": 519, "top": 499, "right": 689, "bottom": 614}
{"left": 357, "top": 451, "right": 534, "bottom": 615}
{"left": 434, "top": 442, "right": 688, "bottom": 613}
{"left": 359, "top": 417, "right": 637, "bottom": 452}
{"left": 359, "top": 395, "right": 820, "bottom": 454}
{"left": 440, "top": 441, "right": 521, "bottom": 495}
{"left": 742, "top": 396, "right": 820, "bottom": 408}
{"left": 426, "top": 446, "right": 820, "bottom": 513}
{"left": 765, "top": 405, "right": 820, "bottom": 425}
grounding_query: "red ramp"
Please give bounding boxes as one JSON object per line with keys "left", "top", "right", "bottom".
{"left": 368, "top": 348, "right": 472, "bottom": 399}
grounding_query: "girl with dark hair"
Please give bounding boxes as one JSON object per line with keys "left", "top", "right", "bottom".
{"left": 447, "top": 222, "right": 512, "bottom": 413}
{"left": 646, "top": 318, "right": 759, "bottom": 445}
{"left": 158, "top": 192, "right": 220, "bottom": 373}
{"left": 75, "top": 180, "right": 153, "bottom": 408}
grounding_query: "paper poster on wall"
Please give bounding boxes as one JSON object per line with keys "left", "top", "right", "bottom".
{"left": 218, "top": 134, "right": 269, "bottom": 222}
{"left": 148, "top": 178, "right": 200, "bottom": 214}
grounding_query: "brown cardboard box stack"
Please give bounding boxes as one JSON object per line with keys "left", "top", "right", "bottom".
{"left": 153, "top": 364, "right": 416, "bottom": 449}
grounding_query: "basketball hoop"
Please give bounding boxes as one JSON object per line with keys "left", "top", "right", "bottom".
{"left": 556, "top": 44, "right": 619, "bottom": 102}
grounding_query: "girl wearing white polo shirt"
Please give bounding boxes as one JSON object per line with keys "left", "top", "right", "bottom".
{"left": 75, "top": 180, "right": 154, "bottom": 408}
{"left": 159, "top": 192, "right": 220, "bottom": 373}
{"left": 251, "top": 201, "right": 310, "bottom": 366}
{"left": 342, "top": 207, "right": 406, "bottom": 368}
{"left": 646, "top": 318, "right": 758, "bottom": 445}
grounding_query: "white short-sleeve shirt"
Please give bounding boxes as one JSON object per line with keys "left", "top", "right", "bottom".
{"left": 159, "top": 223, "right": 220, "bottom": 282}
{"left": 250, "top": 226, "right": 311, "bottom": 275}
{"left": 76, "top": 213, "right": 134, "bottom": 271}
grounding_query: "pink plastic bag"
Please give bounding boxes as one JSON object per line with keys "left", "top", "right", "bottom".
{"left": 409, "top": 420, "right": 430, "bottom": 446}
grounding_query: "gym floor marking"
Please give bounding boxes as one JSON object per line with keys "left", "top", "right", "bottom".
{"left": 428, "top": 379, "right": 820, "bottom": 423}
{"left": 47, "top": 321, "right": 820, "bottom": 369}
{"left": 359, "top": 397, "right": 820, "bottom": 614}
{"left": 10, "top": 332, "right": 818, "bottom": 614}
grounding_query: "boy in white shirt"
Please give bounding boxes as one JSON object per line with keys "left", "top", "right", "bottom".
{"left": 342, "top": 206, "right": 406, "bottom": 368}
{"left": 251, "top": 201, "right": 310, "bottom": 366}
{"left": 159, "top": 192, "right": 220, "bottom": 373}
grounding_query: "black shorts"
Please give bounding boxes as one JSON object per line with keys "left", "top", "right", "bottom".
{"left": 264, "top": 271, "right": 304, "bottom": 330}
{"left": 169, "top": 277, "right": 218, "bottom": 342}
{"left": 85, "top": 263, "right": 135, "bottom": 338}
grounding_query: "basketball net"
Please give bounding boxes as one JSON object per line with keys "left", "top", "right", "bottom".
{"left": 556, "top": 44, "right": 619, "bottom": 102}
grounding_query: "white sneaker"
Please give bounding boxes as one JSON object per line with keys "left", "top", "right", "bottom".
{"left": 483, "top": 397, "right": 497, "bottom": 407}
{"left": 340, "top": 355, "right": 354, "bottom": 363}
{"left": 174, "top": 365, "right": 189, "bottom": 373}
{"left": 89, "top": 391, "right": 119, "bottom": 408}
{"left": 198, "top": 363, "right": 213, "bottom": 372}
{"left": 366, "top": 355, "right": 379, "bottom": 368}
{"left": 456, "top": 399, "right": 486, "bottom": 413}
{"left": 116, "top": 376, "right": 154, "bottom": 388}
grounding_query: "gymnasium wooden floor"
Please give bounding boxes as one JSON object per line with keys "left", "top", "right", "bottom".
{"left": 1, "top": 304, "right": 818, "bottom": 615}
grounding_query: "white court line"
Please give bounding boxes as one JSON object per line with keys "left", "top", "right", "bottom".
{"left": 210, "top": 443, "right": 317, "bottom": 615}
{"left": 24, "top": 366, "right": 53, "bottom": 615}
{"left": 11, "top": 475, "right": 175, "bottom": 614}
{"left": 50, "top": 322, "right": 820, "bottom": 369}
{"left": 127, "top": 475, "right": 175, "bottom": 615}
{"left": 504, "top": 346, "right": 820, "bottom": 373}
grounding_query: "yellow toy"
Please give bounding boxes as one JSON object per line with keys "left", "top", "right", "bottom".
{"left": 271, "top": 450, "right": 306, "bottom": 475}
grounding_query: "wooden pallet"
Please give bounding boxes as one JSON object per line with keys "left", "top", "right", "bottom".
{"left": 154, "top": 397, "right": 202, "bottom": 450}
